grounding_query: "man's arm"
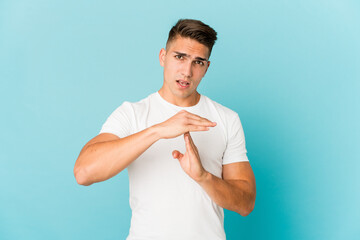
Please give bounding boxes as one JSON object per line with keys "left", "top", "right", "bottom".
{"left": 172, "top": 133, "right": 256, "bottom": 216}
{"left": 74, "top": 128, "right": 159, "bottom": 186}
{"left": 74, "top": 110, "right": 216, "bottom": 186}
{"left": 198, "top": 162, "right": 256, "bottom": 216}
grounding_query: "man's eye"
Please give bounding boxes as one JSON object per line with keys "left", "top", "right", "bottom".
{"left": 195, "top": 60, "right": 204, "bottom": 66}
{"left": 175, "top": 55, "right": 183, "bottom": 59}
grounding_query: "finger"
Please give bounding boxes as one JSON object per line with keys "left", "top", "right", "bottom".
{"left": 186, "top": 118, "right": 217, "bottom": 127}
{"left": 187, "top": 125, "right": 211, "bottom": 132}
{"left": 187, "top": 132, "right": 194, "bottom": 145}
{"left": 172, "top": 150, "right": 183, "bottom": 159}
{"left": 186, "top": 132, "right": 198, "bottom": 152}
{"left": 184, "top": 112, "right": 216, "bottom": 125}
{"left": 188, "top": 114, "right": 216, "bottom": 124}
{"left": 184, "top": 132, "right": 197, "bottom": 153}
{"left": 184, "top": 133, "right": 194, "bottom": 154}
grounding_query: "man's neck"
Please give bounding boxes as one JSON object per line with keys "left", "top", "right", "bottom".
{"left": 158, "top": 88, "right": 200, "bottom": 107}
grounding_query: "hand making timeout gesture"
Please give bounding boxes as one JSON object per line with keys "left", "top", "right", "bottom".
{"left": 172, "top": 132, "right": 208, "bottom": 183}
{"left": 155, "top": 109, "right": 216, "bottom": 183}
{"left": 156, "top": 109, "right": 217, "bottom": 139}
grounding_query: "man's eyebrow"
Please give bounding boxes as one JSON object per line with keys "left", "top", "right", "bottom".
{"left": 194, "top": 56, "right": 208, "bottom": 62}
{"left": 173, "top": 51, "right": 208, "bottom": 61}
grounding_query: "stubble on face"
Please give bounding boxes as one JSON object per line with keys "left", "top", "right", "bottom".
{"left": 159, "top": 36, "right": 210, "bottom": 107}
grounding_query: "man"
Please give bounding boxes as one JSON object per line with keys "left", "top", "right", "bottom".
{"left": 74, "top": 19, "right": 256, "bottom": 240}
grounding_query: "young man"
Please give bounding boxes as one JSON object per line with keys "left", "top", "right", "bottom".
{"left": 74, "top": 19, "right": 256, "bottom": 240}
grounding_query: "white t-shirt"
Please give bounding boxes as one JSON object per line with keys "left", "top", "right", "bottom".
{"left": 100, "top": 92, "right": 249, "bottom": 240}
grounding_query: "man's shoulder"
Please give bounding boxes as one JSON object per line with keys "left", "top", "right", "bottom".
{"left": 202, "top": 94, "right": 239, "bottom": 119}
{"left": 116, "top": 92, "right": 155, "bottom": 110}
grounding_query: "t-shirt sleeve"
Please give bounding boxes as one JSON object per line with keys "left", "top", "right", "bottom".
{"left": 222, "top": 113, "right": 249, "bottom": 165}
{"left": 99, "top": 101, "right": 133, "bottom": 138}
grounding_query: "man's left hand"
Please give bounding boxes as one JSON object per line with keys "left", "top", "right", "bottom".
{"left": 172, "top": 132, "right": 208, "bottom": 182}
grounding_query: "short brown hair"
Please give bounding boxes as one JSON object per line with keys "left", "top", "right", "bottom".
{"left": 166, "top": 19, "right": 218, "bottom": 58}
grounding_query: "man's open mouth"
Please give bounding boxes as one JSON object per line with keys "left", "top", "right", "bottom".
{"left": 176, "top": 80, "right": 190, "bottom": 86}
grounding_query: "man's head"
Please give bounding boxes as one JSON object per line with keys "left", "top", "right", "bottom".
{"left": 166, "top": 19, "right": 217, "bottom": 59}
{"left": 159, "top": 19, "right": 217, "bottom": 105}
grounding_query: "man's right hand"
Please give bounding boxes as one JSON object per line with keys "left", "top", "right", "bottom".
{"left": 154, "top": 110, "right": 217, "bottom": 139}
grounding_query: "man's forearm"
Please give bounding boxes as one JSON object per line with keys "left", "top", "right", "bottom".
{"left": 74, "top": 126, "right": 160, "bottom": 186}
{"left": 197, "top": 172, "right": 256, "bottom": 216}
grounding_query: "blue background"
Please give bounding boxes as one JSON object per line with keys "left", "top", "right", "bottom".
{"left": 1, "top": 0, "right": 359, "bottom": 239}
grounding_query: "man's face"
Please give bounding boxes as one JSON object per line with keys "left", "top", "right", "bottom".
{"left": 159, "top": 36, "right": 211, "bottom": 101}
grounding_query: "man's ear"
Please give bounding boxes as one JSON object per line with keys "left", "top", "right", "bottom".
{"left": 159, "top": 48, "right": 166, "bottom": 67}
{"left": 205, "top": 61, "right": 211, "bottom": 74}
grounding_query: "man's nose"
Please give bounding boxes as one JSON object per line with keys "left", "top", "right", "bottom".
{"left": 181, "top": 61, "right": 193, "bottom": 78}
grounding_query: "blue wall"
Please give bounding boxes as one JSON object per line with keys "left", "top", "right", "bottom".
{"left": 1, "top": 0, "right": 359, "bottom": 239}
